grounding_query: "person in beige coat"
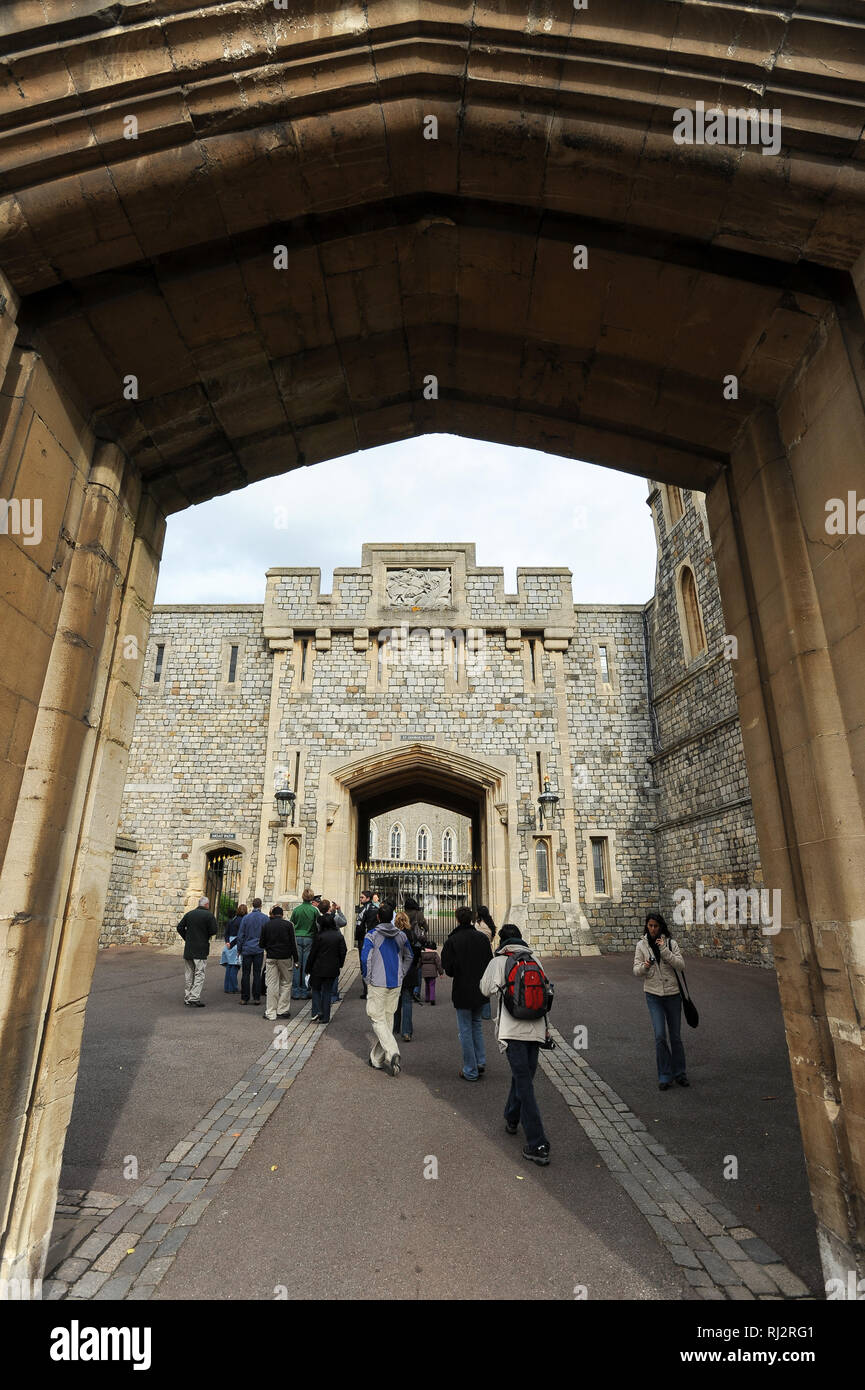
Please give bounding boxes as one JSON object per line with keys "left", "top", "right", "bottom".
{"left": 634, "top": 911, "right": 689, "bottom": 1091}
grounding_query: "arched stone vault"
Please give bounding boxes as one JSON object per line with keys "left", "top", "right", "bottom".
{"left": 1, "top": 1, "right": 865, "bottom": 1289}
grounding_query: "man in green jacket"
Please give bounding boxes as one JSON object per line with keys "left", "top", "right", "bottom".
{"left": 290, "top": 887, "right": 320, "bottom": 999}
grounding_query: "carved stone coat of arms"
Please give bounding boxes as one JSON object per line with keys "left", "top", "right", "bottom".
{"left": 386, "top": 567, "right": 451, "bottom": 608}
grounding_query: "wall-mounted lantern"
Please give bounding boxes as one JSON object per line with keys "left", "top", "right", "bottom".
{"left": 275, "top": 786, "right": 296, "bottom": 823}
{"left": 537, "top": 777, "right": 560, "bottom": 825}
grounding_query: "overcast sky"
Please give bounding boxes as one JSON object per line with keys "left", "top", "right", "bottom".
{"left": 155, "top": 435, "right": 658, "bottom": 605}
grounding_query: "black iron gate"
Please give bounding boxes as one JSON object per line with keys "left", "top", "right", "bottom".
{"left": 204, "top": 849, "right": 243, "bottom": 929}
{"left": 354, "top": 860, "right": 480, "bottom": 940}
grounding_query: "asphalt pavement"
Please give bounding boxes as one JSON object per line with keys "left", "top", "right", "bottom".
{"left": 58, "top": 944, "right": 821, "bottom": 1299}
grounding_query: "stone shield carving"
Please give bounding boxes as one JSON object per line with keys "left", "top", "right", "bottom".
{"left": 386, "top": 567, "right": 451, "bottom": 608}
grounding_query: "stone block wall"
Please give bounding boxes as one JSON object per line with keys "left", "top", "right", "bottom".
{"left": 99, "top": 607, "right": 270, "bottom": 947}
{"left": 566, "top": 605, "right": 659, "bottom": 952}
{"left": 645, "top": 485, "right": 769, "bottom": 966}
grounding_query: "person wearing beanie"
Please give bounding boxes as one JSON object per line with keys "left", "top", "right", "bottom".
{"left": 480, "top": 923, "right": 551, "bottom": 1166}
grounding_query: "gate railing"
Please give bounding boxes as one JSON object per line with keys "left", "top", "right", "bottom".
{"left": 205, "top": 851, "right": 243, "bottom": 928}
{"left": 354, "top": 859, "right": 480, "bottom": 939}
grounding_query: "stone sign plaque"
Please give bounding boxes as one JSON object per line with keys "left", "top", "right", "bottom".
{"left": 385, "top": 567, "right": 451, "bottom": 608}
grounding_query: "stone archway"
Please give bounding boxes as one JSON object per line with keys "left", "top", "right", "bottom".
{"left": 190, "top": 836, "right": 253, "bottom": 925}
{"left": 316, "top": 741, "right": 517, "bottom": 930}
{"left": 1, "top": 1, "right": 864, "bottom": 1290}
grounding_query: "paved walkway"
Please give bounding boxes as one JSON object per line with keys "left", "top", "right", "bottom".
{"left": 45, "top": 946, "right": 820, "bottom": 1301}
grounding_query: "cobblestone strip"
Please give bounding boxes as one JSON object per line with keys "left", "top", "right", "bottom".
{"left": 43, "top": 962, "right": 360, "bottom": 1302}
{"left": 538, "top": 1026, "right": 813, "bottom": 1301}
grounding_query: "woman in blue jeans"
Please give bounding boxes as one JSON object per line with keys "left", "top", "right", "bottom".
{"left": 633, "top": 912, "right": 689, "bottom": 1091}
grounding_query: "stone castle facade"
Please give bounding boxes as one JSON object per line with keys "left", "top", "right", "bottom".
{"left": 102, "top": 484, "right": 769, "bottom": 964}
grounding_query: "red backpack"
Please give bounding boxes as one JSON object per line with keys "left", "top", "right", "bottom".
{"left": 498, "top": 948, "right": 554, "bottom": 1020}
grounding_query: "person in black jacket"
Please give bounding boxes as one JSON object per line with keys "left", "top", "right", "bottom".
{"left": 260, "top": 905, "right": 299, "bottom": 1021}
{"left": 306, "top": 912, "right": 348, "bottom": 1023}
{"left": 177, "top": 896, "right": 218, "bottom": 1007}
{"left": 441, "top": 906, "right": 493, "bottom": 1080}
{"left": 355, "top": 891, "right": 379, "bottom": 1000}
{"left": 225, "top": 904, "right": 247, "bottom": 944}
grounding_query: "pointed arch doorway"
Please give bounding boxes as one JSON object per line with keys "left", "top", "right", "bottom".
{"left": 316, "top": 742, "right": 517, "bottom": 934}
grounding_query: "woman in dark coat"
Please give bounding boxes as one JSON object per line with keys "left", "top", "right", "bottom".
{"left": 305, "top": 912, "right": 347, "bottom": 1024}
{"left": 403, "top": 897, "right": 428, "bottom": 1002}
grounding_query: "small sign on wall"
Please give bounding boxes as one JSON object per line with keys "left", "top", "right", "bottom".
{"left": 210, "top": 832, "right": 237, "bottom": 840}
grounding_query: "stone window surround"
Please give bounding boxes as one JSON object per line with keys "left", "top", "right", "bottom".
{"left": 141, "top": 635, "right": 171, "bottom": 697}
{"left": 526, "top": 743, "right": 551, "bottom": 799}
{"left": 279, "top": 830, "right": 305, "bottom": 899}
{"left": 522, "top": 636, "right": 546, "bottom": 693}
{"left": 674, "top": 558, "right": 708, "bottom": 666}
{"left": 661, "top": 483, "right": 686, "bottom": 532}
{"left": 581, "top": 828, "right": 623, "bottom": 904}
{"left": 531, "top": 833, "right": 553, "bottom": 898}
{"left": 592, "top": 637, "right": 621, "bottom": 697}
{"left": 367, "top": 631, "right": 390, "bottom": 692}
{"left": 443, "top": 629, "right": 470, "bottom": 694}
{"left": 291, "top": 634, "right": 316, "bottom": 692}
{"left": 216, "top": 636, "right": 247, "bottom": 694}
{"left": 416, "top": 824, "right": 431, "bottom": 861}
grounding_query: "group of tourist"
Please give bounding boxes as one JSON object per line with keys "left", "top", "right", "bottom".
{"left": 176, "top": 891, "right": 690, "bottom": 1169}
{"left": 176, "top": 888, "right": 348, "bottom": 1023}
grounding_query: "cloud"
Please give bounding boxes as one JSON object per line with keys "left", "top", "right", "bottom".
{"left": 155, "top": 435, "right": 657, "bottom": 605}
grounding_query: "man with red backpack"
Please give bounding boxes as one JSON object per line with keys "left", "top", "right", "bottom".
{"left": 480, "top": 923, "right": 554, "bottom": 1166}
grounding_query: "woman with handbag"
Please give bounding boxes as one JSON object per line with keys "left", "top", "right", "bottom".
{"left": 634, "top": 912, "right": 689, "bottom": 1091}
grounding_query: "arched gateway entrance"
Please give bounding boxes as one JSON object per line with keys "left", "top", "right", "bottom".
{"left": 321, "top": 743, "right": 512, "bottom": 936}
{"left": 1, "top": 2, "right": 864, "bottom": 1291}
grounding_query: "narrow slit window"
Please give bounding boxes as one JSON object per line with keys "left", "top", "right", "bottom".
{"left": 452, "top": 633, "right": 463, "bottom": 681}
{"left": 228, "top": 644, "right": 239, "bottom": 683}
{"left": 153, "top": 643, "right": 165, "bottom": 683}
{"left": 536, "top": 840, "right": 550, "bottom": 895}
{"left": 529, "top": 640, "right": 537, "bottom": 684}
{"left": 598, "top": 645, "right": 610, "bottom": 684}
{"left": 591, "top": 837, "right": 609, "bottom": 895}
{"left": 300, "top": 639, "right": 309, "bottom": 683}
{"left": 536, "top": 751, "right": 544, "bottom": 795}
{"left": 377, "top": 637, "right": 386, "bottom": 684}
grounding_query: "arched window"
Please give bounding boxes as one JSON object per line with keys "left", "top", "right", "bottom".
{"left": 283, "top": 837, "right": 300, "bottom": 895}
{"left": 665, "top": 484, "right": 684, "bottom": 525}
{"left": 417, "top": 826, "right": 430, "bottom": 862}
{"left": 389, "top": 823, "right": 403, "bottom": 860}
{"left": 368, "top": 823, "right": 377, "bottom": 860}
{"left": 535, "top": 840, "right": 551, "bottom": 895}
{"left": 679, "top": 565, "right": 707, "bottom": 663}
{"left": 442, "top": 829, "right": 455, "bottom": 864}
